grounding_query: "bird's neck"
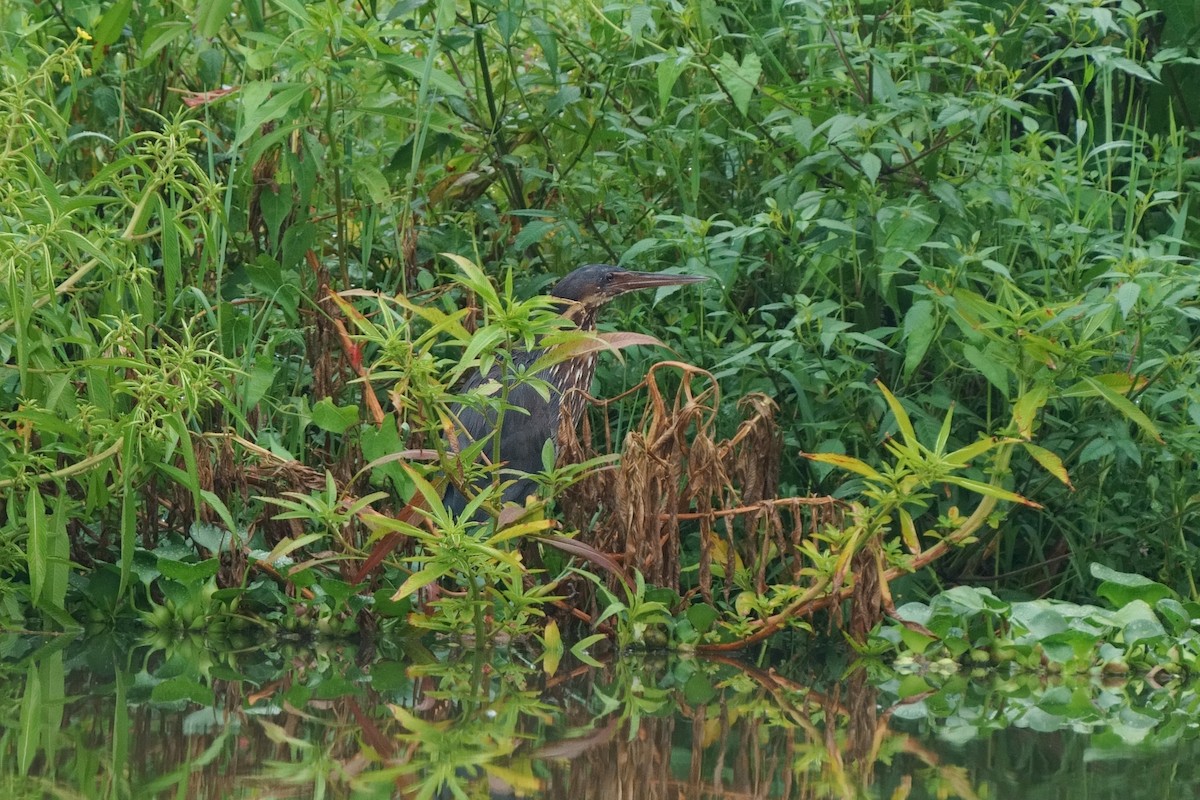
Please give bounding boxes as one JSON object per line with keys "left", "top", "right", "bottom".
{"left": 556, "top": 300, "right": 598, "bottom": 332}
{"left": 548, "top": 301, "right": 601, "bottom": 426}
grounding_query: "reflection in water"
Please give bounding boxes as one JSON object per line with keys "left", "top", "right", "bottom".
{"left": 3, "top": 633, "right": 1200, "bottom": 799}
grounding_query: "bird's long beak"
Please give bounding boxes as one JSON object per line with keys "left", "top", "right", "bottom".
{"left": 609, "top": 270, "right": 709, "bottom": 295}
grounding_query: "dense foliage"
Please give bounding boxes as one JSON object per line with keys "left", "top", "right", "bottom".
{"left": 1, "top": 0, "right": 1199, "bottom": 638}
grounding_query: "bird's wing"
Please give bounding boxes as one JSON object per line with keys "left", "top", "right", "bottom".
{"left": 443, "top": 357, "right": 562, "bottom": 516}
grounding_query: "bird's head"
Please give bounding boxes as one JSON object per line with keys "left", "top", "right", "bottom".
{"left": 550, "top": 264, "right": 707, "bottom": 315}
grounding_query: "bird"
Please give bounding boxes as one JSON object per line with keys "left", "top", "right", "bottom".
{"left": 442, "top": 264, "right": 707, "bottom": 519}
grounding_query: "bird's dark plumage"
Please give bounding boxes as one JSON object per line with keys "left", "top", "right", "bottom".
{"left": 443, "top": 264, "right": 706, "bottom": 519}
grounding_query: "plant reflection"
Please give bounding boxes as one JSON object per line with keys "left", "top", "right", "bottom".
{"left": 7, "top": 633, "right": 1200, "bottom": 799}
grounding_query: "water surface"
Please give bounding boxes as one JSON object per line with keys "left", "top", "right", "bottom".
{"left": 3, "top": 632, "right": 1199, "bottom": 798}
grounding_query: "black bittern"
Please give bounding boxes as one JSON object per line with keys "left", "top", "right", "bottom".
{"left": 443, "top": 264, "right": 707, "bottom": 517}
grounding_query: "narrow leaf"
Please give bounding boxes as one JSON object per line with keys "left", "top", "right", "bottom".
{"left": 898, "top": 508, "right": 921, "bottom": 554}
{"left": 392, "top": 565, "right": 450, "bottom": 601}
{"left": 943, "top": 476, "right": 1042, "bottom": 508}
{"left": 26, "top": 489, "right": 46, "bottom": 607}
{"left": 543, "top": 620, "right": 563, "bottom": 676}
{"left": 1079, "top": 375, "right": 1163, "bottom": 443}
{"left": 876, "top": 381, "right": 918, "bottom": 447}
{"left": 1023, "top": 443, "right": 1073, "bottom": 489}
{"left": 801, "top": 451, "right": 883, "bottom": 481}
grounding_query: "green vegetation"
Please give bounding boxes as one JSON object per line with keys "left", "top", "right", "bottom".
{"left": 875, "top": 563, "right": 1200, "bottom": 678}
{"left": 1, "top": 0, "right": 1199, "bottom": 650}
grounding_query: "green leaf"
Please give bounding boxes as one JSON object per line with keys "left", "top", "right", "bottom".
{"left": 943, "top": 476, "right": 1041, "bottom": 508}
{"left": 1155, "top": 598, "right": 1190, "bottom": 635}
{"left": 626, "top": 5, "right": 652, "bottom": 44}
{"left": 93, "top": 0, "right": 133, "bottom": 47}
{"left": 1012, "top": 382, "right": 1049, "bottom": 439}
{"left": 26, "top": 489, "right": 46, "bottom": 607}
{"left": 686, "top": 602, "right": 719, "bottom": 634}
{"left": 311, "top": 398, "right": 359, "bottom": 434}
{"left": 193, "top": 0, "right": 234, "bottom": 38}
{"left": 513, "top": 219, "right": 556, "bottom": 251}
{"left": 657, "top": 50, "right": 688, "bottom": 110}
{"left": 17, "top": 664, "right": 40, "bottom": 773}
{"left": 45, "top": 509, "right": 69, "bottom": 610}
{"left": 961, "top": 343, "right": 1009, "bottom": 395}
{"left": 714, "top": 52, "right": 761, "bottom": 115}
{"left": 898, "top": 625, "right": 937, "bottom": 655}
{"left": 375, "top": 53, "right": 465, "bottom": 98}
{"left": 157, "top": 557, "right": 220, "bottom": 583}
{"left": 876, "top": 381, "right": 918, "bottom": 448}
{"left": 1091, "top": 563, "right": 1175, "bottom": 607}
{"left": 569, "top": 634, "right": 607, "bottom": 667}
{"left": 392, "top": 566, "right": 450, "bottom": 601}
{"left": 234, "top": 83, "right": 310, "bottom": 149}
{"left": 356, "top": 163, "right": 391, "bottom": 205}
{"left": 896, "top": 673, "right": 931, "bottom": 699}
{"left": 543, "top": 620, "right": 563, "bottom": 676}
{"left": 1114, "top": 281, "right": 1140, "bottom": 318}
{"left": 1074, "top": 375, "right": 1163, "bottom": 443}
{"left": 860, "top": 152, "right": 882, "bottom": 185}
{"left": 902, "top": 300, "right": 935, "bottom": 378}
{"left": 801, "top": 451, "right": 883, "bottom": 481}
{"left": 1022, "top": 443, "right": 1072, "bottom": 489}
{"left": 243, "top": 356, "right": 278, "bottom": 409}
{"left": 151, "top": 676, "right": 215, "bottom": 706}
{"left": 1110, "top": 599, "right": 1166, "bottom": 644}
{"left": 683, "top": 672, "right": 717, "bottom": 705}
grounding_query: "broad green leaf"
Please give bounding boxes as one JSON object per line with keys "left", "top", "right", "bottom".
{"left": 1114, "top": 281, "right": 1140, "bottom": 318}
{"left": 93, "top": 0, "right": 132, "bottom": 47}
{"left": 233, "top": 83, "right": 309, "bottom": 148}
{"left": 658, "top": 50, "right": 689, "bottom": 110}
{"left": 151, "top": 676, "right": 215, "bottom": 706}
{"left": 961, "top": 343, "right": 1009, "bottom": 394}
{"left": 686, "top": 602, "right": 719, "bottom": 633}
{"left": 1110, "top": 599, "right": 1166, "bottom": 644}
{"left": 311, "top": 398, "right": 359, "bottom": 434}
{"left": 1012, "top": 382, "right": 1049, "bottom": 439}
{"left": 194, "top": 0, "right": 234, "bottom": 37}
{"left": 860, "top": 152, "right": 882, "bottom": 185}
{"left": 1091, "top": 563, "right": 1174, "bottom": 607}
{"left": 898, "top": 625, "right": 937, "bottom": 655}
{"left": 683, "top": 672, "right": 718, "bottom": 705}
{"left": 156, "top": 557, "right": 220, "bottom": 583}
{"left": 902, "top": 300, "right": 935, "bottom": 378}
{"left": 714, "top": 52, "right": 761, "bottom": 115}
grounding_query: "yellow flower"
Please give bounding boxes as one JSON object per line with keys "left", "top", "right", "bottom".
{"left": 76, "top": 27, "right": 92, "bottom": 41}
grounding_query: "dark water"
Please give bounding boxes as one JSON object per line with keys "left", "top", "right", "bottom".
{"left": 3, "top": 632, "right": 1200, "bottom": 799}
